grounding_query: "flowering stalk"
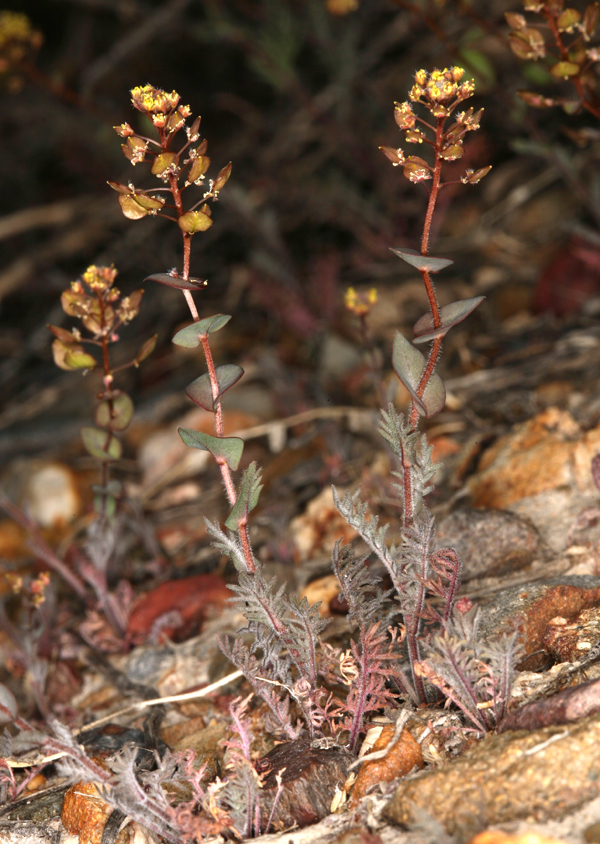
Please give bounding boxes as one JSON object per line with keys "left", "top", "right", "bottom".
{"left": 380, "top": 67, "right": 490, "bottom": 527}
{"left": 112, "top": 86, "right": 258, "bottom": 573}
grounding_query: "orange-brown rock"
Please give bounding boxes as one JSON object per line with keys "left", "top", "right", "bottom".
{"left": 349, "top": 725, "right": 422, "bottom": 809}
{"left": 61, "top": 778, "right": 114, "bottom": 844}
{"left": 468, "top": 408, "right": 600, "bottom": 509}
{"left": 468, "top": 831, "right": 568, "bottom": 844}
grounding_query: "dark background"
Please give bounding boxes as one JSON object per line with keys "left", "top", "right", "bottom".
{"left": 1, "top": 0, "right": 599, "bottom": 466}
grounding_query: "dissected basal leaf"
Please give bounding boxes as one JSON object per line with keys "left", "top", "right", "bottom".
{"left": 225, "top": 462, "right": 263, "bottom": 530}
{"left": 413, "top": 296, "right": 485, "bottom": 343}
{"left": 178, "top": 427, "right": 244, "bottom": 470}
{"left": 186, "top": 364, "right": 244, "bottom": 411}
{"left": 172, "top": 314, "right": 232, "bottom": 347}
{"left": 144, "top": 273, "right": 208, "bottom": 291}
{"left": 392, "top": 331, "right": 445, "bottom": 417}
{"left": 95, "top": 392, "right": 134, "bottom": 431}
{"left": 390, "top": 247, "right": 454, "bottom": 274}
{"left": 80, "top": 427, "right": 122, "bottom": 462}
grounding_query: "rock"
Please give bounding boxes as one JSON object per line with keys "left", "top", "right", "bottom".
{"left": 257, "top": 738, "right": 354, "bottom": 830}
{"left": 543, "top": 607, "right": 600, "bottom": 663}
{"left": 499, "top": 675, "right": 600, "bottom": 733}
{"left": 385, "top": 710, "right": 600, "bottom": 839}
{"left": 290, "top": 486, "right": 358, "bottom": 560}
{"left": 468, "top": 832, "right": 569, "bottom": 844}
{"left": 478, "top": 576, "right": 600, "bottom": 670}
{"left": 436, "top": 508, "right": 544, "bottom": 581}
{"left": 61, "top": 778, "right": 114, "bottom": 844}
{"left": 468, "top": 408, "right": 600, "bottom": 509}
{"left": 348, "top": 726, "right": 422, "bottom": 809}
{"left": 126, "top": 573, "right": 230, "bottom": 645}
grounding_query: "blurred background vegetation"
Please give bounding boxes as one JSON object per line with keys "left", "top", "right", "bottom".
{"left": 2, "top": 0, "right": 600, "bottom": 463}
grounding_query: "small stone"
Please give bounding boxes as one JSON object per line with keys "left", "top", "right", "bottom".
{"left": 257, "top": 737, "right": 353, "bottom": 830}
{"left": 436, "top": 507, "right": 543, "bottom": 581}
{"left": 499, "top": 675, "right": 600, "bottom": 732}
{"left": 301, "top": 574, "right": 341, "bottom": 617}
{"left": 468, "top": 832, "right": 569, "bottom": 844}
{"left": 290, "top": 486, "right": 358, "bottom": 560}
{"left": 543, "top": 606, "right": 600, "bottom": 663}
{"left": 349, "top": 726, "right": 422, "bottom": 808}
{"left": 61, "top": 778, "right": 113, "bottom": 844}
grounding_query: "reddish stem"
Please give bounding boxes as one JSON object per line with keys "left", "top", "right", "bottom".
{"left": 167, "top": 141, "right": 256, "bottom": 573}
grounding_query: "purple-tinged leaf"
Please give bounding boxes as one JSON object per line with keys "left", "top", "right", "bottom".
{"left": 95, "top": 392, "right": 134, "bottom": 431}
{"left": 48, "top": 325, "right": 79, "bottom": 344}
{"left": 178, "top": 427, "right": 244, "bottom": 470}
{"left": 186, "top": 364, "right": 244, "bottom": 412}
{"left": 225, "top": 462, "right": 263, "bottom": 530}
{"left": 80, "top": 427, "right": 122, "bottom": 462}
{"left": 413, "top": 296, "right": 485, "bottom": 343}
{"left": 144, "top": 272, "right": 208, "bottom": 291}
{"left": 172, "top": 314, "right": 232, "bottom": 347}
{"left": 392, "top": 331, "right": 445, "bottom": 417}
{"left": 390, "top": 247, "right": 453, "bottom": 274}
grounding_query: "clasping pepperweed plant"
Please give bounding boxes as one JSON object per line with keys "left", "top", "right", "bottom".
{"left": 107, "top": 73, "right": 520, "bottom": 754}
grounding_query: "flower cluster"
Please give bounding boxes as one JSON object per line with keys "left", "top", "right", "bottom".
{"left": 110, "top": 86, "right": 231, "bottom": 236}
{"left": 0, "top": 11, "right": 42, "bottom": 91}
{"left": 380, "top": 66, "right": 491, "bottom": 187}
{"left": 344, "top": 286, "right": 378, "bottom": 317}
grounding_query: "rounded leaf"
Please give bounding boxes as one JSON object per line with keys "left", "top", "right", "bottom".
{"left": 392, "top": 331, "right": 446, "bottom": 417}
{"left": 177, "top": 428, "right": 244, "bottom": 470}
{"left": 188, "top": 155, "right": 211, "bottom": 183}
{"left": 178, "top": 210, "right": 213, "bottom": 234}
{"left": 413, "top": 296, "right": 485, "bottom": 343}
{"left": 557, "top": 8, "right": 581, "bottom": 30}
{"left": 118, "top": 194, "right": 149, "bottom": 220}
{"left": 95, "top": 393, "right": 134, "bottom": 431}
{"left": 144, "top": 272, "right": 208, "bottom": 291}
{"left": 62, "top": 345, "right": 97, "bottom": 370}
{"left": 80, "top": 427, "right": 122, "bottom": 462}
{"left": 151, "top": 152, "right": 178, "bottom": 176}
{"left": 172, "top": 314, "right": 232, "bottom": 347}
{"left": 390, "top": 247, "right": 454, "bottom": 274}
{"left": 48, "top": 325, "right": 79, "bottom": 343}
{"left": 186, "top": 364, "right": 244, "bottom": 411}
{"left": 550, "top": 60, "right": 581, "bottom": 77}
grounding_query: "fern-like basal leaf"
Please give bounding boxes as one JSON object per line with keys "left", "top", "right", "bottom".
{"left": 332, "top": 487, "right": 400, "bottom": 590}
{"left": 205, "top": 518, "right": 251, "bottom": 571}
{"left": 331, "top": 542, "right": 394, "bottom": 629}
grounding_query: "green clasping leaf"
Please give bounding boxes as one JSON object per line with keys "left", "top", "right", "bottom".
{"left": 80, "top": 427, "right": 122, "bottom": 462}
{"left": 225, "top": 462, "right": 263, "bottom": 530}
{"left": 172, "top": 315, "right": 232, "bottom": 347}
{"left": 95, "top": 393, "right": 134, "bottom": 431}
{"left": 413, "top": 296, "right": 485, "bottom": 343}
{"left": 392, "top": 331, "right": 445, "bottom": 417}
{"left": 178, "top": 428, "right": 244, "bottom": 470}
{"left": 390, "top": 247, "right": 453, "bottom": 274}
{"left": 186, "top": 365, "right": 244, "bottom": 412}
